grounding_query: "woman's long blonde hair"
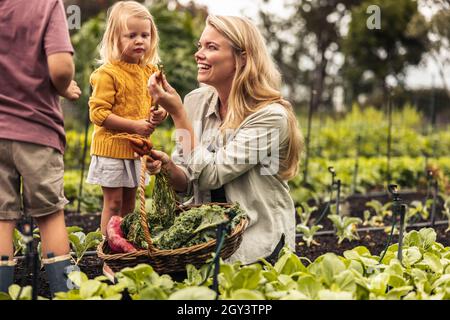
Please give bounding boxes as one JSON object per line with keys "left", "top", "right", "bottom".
{"left": 98, "top": 1, "right": 160, "bottom": 66}
{"left": 206, "top": 15, "right": 303, "bottom": 180}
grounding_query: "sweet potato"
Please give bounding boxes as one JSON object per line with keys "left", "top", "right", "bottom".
{"left": 106, "top": 216, "right": 137, "bottom": 253}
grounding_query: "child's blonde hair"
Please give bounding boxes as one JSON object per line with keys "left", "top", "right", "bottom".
{"left": 99, "top": 1, "right": 160, "bottom": 66}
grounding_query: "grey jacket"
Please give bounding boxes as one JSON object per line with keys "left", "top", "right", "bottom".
{"left": 171, "top": 86, "right": 296, "bottom": 264}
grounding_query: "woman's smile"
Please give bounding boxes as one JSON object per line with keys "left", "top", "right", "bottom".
{"left": 197, "top": 62, "right": 211, "bottom": 73}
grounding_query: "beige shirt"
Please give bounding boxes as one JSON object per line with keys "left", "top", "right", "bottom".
{"left": 172, "top": 86, "right": 296, "bottom": 264}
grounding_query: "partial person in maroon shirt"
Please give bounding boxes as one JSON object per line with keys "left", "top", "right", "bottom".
{"left": 0, "top": 0, "right": 81, "bottom": 297}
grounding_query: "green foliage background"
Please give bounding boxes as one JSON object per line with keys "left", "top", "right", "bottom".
{"left": 66, "top": 0, "right": 206, "bottom": 131}
{"left": 61, "top": 1, "right": 450, "bottom": 213}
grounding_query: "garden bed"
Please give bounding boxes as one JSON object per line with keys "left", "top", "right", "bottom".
{"left": 298, "top": 190, "right": 446, "bottom": 231}
{"left": 64, "top": 210, "right": 101, "bottom": 233}
{"left": 296, "top": 223, "right": 449, "bottom": 262}
{"left": 12, "top": 223, "right": 449, "bottom": 299}
{"left": 11, "top": 193, "right": 447, "bottom": 300}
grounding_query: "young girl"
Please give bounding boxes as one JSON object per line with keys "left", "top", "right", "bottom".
{"left": 87, "top": 1, "right": 167, "bottom": 239}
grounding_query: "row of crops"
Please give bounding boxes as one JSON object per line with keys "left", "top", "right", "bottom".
{"left": 3, "top": 228, "right": 449, "bottom": 300}
{"left": 63, "top": 105, "right": 450, "bottom": 213}
{"left": 5, "top": 105, "right": 448, "bottom": 300}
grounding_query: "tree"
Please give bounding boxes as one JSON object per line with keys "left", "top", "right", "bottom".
{"left": 427, "top": 1, "right": 450, "bottom": 98}
{"left": 63, "top": 0, "right": 146, "bottom": 25}
{"left": 66, "top": 0, "right": 207, "bottom": 129}
{"left": 258, "top": 0, "right": 362, "bottom": 111}
{"left": 151, "top": 0, "right": 207, "bottom": 99}
{"left": 341, "top": 0, "right": 429, "bottom": 106}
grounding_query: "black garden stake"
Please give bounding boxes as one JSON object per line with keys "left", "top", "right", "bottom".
{"left": 328, "top": 166, "right": 341, "bottom": 216}
{"left": 389, "top": 184, "right": 406, "bottom": 263}
{"left": 200, "top": 210, "right": 238, "bottom": 300}
{"left": 425, "top": 169, "right": 433, "bottom": 201}
{"left": 212, "top": 223, "right": 227, "bottom": 300}
{"left": 379, "top": 184, "right": 406, "bottom": 263}
{"left": 77, "top": 88, "right": 92, "bottom": 213}
{"left": 397, "top": 200, "right": 406, "bottom": 264}
{"left": 430, "top": 179, "right": 438, "bottom": 228}
{"left": 352, "top": 135, "right": 361, "bottom": 194}
{"left": 314, "top": 166, "right": 338, "bottom": 225}
{"left": 335, "top": 179, "right": 342, "bottom": 217}
{"left": 386, "top": 92, "right": 393, "bottom": 187}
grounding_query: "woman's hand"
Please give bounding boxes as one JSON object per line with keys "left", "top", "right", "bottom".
{"left": 145, "top": 149, "right": 171, "bottom": 175}
{"left": 148, "top": 73, "right": 183, "bottom": 118}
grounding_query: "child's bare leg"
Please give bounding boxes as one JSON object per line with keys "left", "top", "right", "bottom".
{"left": 121, "top": 187, "right": 137, "bottom": 217}
{"left": 35, "top": 210, "right": 70, "bottom": 257}
{"left": 0, "top": 220, "right": 16, "bottom": 259}
{"left": 101, "top": 187, "right": 123, "bottom": 236}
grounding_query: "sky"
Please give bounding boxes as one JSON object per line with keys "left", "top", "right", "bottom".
{"left": 178, "top": 0, "right": 450, "bottom": 90}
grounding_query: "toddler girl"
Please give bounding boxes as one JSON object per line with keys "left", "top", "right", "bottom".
{"left": 87, "top": 1, "right": 167, "bottom": 240}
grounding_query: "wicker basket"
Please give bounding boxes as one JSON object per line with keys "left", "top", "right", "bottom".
{"left": 97, "top": 156, "right": 248, "bottom": 274}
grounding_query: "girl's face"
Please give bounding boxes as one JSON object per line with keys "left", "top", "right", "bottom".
{"left": 195, "top": 25, "right": 236, "bottom": 90}
{"left": 119, "top": 17, "right": 151, "bottom": 64}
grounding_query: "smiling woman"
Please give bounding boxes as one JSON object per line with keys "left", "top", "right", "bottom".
{"left": 195, "top": 25, "right": 237, "bottom": 101}
{"left": 141, "top": 15, "right": 304, "bottom": 265}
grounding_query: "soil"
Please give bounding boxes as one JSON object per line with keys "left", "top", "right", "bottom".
{"left": 296, "top": 223, "right": 450, "bottom": 262}
{"left": 298, "top": 190, "right": 446, "bottom": 231}
{"left": 64, "top": 211, "right": 101, "bottom": 233}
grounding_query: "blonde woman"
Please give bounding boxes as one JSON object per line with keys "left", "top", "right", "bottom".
{"left": 144, "top": 15, "right": 303, "bottom": 265}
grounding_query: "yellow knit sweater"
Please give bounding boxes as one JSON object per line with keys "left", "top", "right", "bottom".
{"left": 88, "top": 61, "right": 157, "bottom": 159}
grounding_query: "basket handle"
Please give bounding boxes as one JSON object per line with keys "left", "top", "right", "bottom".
{"left": 139, "top": 155, "right": 156, "bottom": 253}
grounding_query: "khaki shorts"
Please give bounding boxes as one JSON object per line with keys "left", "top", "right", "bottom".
{"left": 0, "top": 139, "right": 69, "bottom": 220}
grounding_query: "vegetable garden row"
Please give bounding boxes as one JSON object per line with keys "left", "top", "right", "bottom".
{"left": 4, "top": 185, "right": 449, "bottom": 299}
{"left": 3, "top": 106, "right": 449, "bottom": 300}
{"left": 5, "top": 226, "right": 450, "bottom": 300}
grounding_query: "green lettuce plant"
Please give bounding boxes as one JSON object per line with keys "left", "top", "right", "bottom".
{"left": 67, "top": 227, "right": 103, "bottom": 264}
{"left": 328, "top": 214, "right": 362, "bottom": 244}
{"left": 296, "top": 224, "right": 323, "bottom": 247}
{"left": 54, "top": 272, "right": 124, "bottom": 300}
{"left": 0, "top": 285, "right": 48, "bottom": 300}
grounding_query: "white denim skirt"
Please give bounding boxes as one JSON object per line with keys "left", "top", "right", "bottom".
{"left": 86, "top": 155, "right": 149, "bottom": 188}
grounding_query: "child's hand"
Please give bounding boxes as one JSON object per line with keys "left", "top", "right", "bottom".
{"left": 148, "top": 106, "right": 167, "bottom": 128}
{"left": 133, "top": 119, "right": 154, "bottom": 137}
{"left": 62, "top": 80, "right": 81, "bottom": 101}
